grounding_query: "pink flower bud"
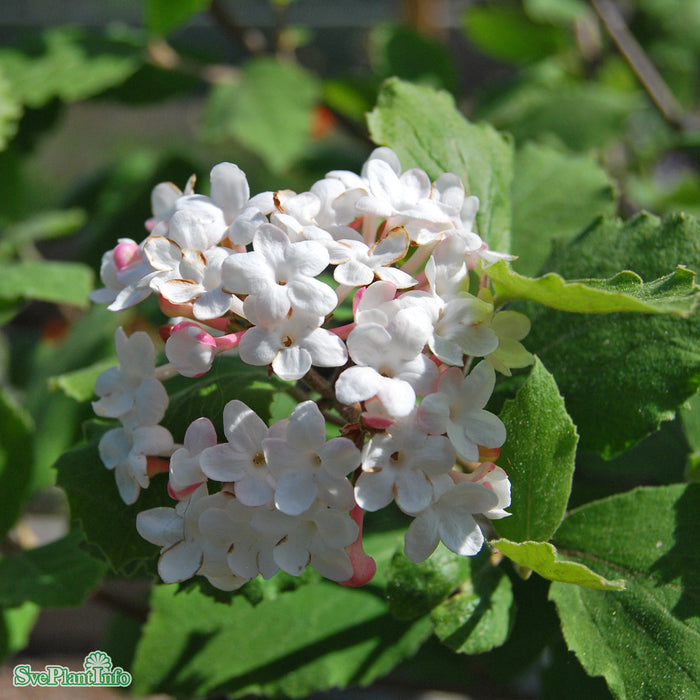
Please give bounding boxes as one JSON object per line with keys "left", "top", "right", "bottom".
{"left": 339, "top": 505, "right": 376, "bottom": 587}
{"left": 165, "top": 322, "right": 217, "bottom": 378}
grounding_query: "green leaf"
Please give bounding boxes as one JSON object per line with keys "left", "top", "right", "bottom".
{"left": 132, "top": 558, "right": 432, "bottom": 698}
{"left": 55, "top": 437, "right": 170, "bottom": 572}
{"left": 0, "top": 261, "right": 93, "bottom": 307}
{"left": 487, "top": 262, "right": 699, "bottom": 315}
{"left": 369, "top": 24, "right": 457, "bottom": 92}
{"left": 0, "top": 208, "right": 87, "bottom": 256}
{"left": 367, "top": 77, "right": 513, "bottom": 253}
{"left": 145, "top": 0, "right": 210, "bottom": 35}
{"left": 0, "top": 27, "right": 139, "bottom": 109}
{"left": 493, "top": 540, "right": 625, "bottom": 590}
{"left": 49, "top": 359, "right": 117, "bottom": 402}
{"left": 431, "top": 550, "right": 515, "bottom": 654}
{"left": 387, "top": 544, "right": 473, "bottom": 620}
{"left": 549, "top": 484, "right": 700, "bottom": 699}
{"left": 0, "top": 528, "right": 106, "bottom": 607}
{"left": 524, "top": 0, "right": 590, "bottom": 25}
{"left": 511, "top": 143, "right": 617, "bottom": 275}
{"left": 462, "top": 4, "right": 569, "bottom": 65}
{"left": 526, "top": 212, "right": 700, "bottom": 456}
{"left": 162, "top": 356, "right": 287, "bottom": 439}
{"left": 495, "top": 358, "right": 578, "bottom": 542}
{"left": 681, "top": 391, "right": 700, "bottom": 480}
{"left": 0, "top": 64, "right": 22, "bottom": 152}
{"left": 201, "top": 58, "right": 320, "bottom": 173}
{"left": 0, "top": 603, "right": 39, "bottom": 663}
{"left": 480, "top": 73, "right": 641, "bottom": 152}
{"left": 0, "top": 389, "right": 34, "bottom": 539}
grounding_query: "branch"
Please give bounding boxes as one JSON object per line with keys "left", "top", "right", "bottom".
{"left": 590, "top": 0, "right": 700, "bottom": 131}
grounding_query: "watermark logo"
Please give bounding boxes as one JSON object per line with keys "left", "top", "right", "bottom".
{"left": 12, "top": 650, "right": 132, "bottom": 688}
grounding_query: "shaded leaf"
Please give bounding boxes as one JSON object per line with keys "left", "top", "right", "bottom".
{"left": 495, "top": 358, "right": 578, "bottom": 542}
{"left": 526, "top": 212, "right": 700, "bottom": 457}
{"left": 431, "top": 550, "right": 515, "bottom": 654}
{"left": 49, "top": 359, "right": 117, "bottom": 402}
{"left": 0, "top": 389, "right": 34, "bottom": 539}
{"left": 0, "top": 528, "right": 106, "bottom": 607}
{"left": 367, "top": 77, "right": 513, "bottom": 253}
{"left": 511, "top": 142, "right": 617, "bottom": 275}
{"left": 550, "top": 484, "right": 700, "bottom": 699}
{"left": 0, "top": 208, "right": 87, "bottom": 256}
{"left": 387, "top": 544, "right": 472, "bottom": 620}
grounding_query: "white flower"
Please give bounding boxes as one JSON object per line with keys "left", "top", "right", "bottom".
{"left": 198, "top": 500, "right": 279, "bottom": 580}
{"left": 465, "top": 462, "right": 512, "bottom": 520}
{"left": 168, "top": 417, "right": 218, "bottom": 497}
{"left": 356, "top": 156, "right": 452, "bottom": 240}
{"left": 238, "top": 308, "right": 347, "bottom": 381}
{"left": 327, "top": 227, "right": 416, "bottom": 288}
{"left": 92, "top": 327, "right": 168, "bottom": 427}
{"left": 404, "top": 478, "right": 500, "bottom": 562}
{"left": 90, "top": 239, "right": 158, "bottom": 312}
{"left": 165, "top": 322, "right": 217, "bottom": 378}
{"left": 264, "top": 401, "right": 360, "bottom": 515}
{"left": 199, "top": 400, "right": 276, "bottom": 507}
{"left": 221, "top": 223, "right": 337, "bottom": 326}
{"left": 137, "top": 488, "right": 248, "bottom": 590}
{"left": 251, "top": 502, "right": 359, "bottom": 581}
{"left": 335, "top": 305, "right": 437, "bottom": 417}
{"left": 355, "top": 413, "right": 456, "bottom": 515}
{"left": 417, "top": 362, "right": 506, "bottom": 461}
{"left": 98, "top": 424, "right": 174, "bottom": 505}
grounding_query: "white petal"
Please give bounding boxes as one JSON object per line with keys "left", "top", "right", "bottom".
{"left": 404, "top": 511, "right": 440, "bottom": 562}
{"left": 275, "top": 471, "right": 317, "bottom": 515}
{"left": 158, "top": 540, "right": 203, "bottom": 583}
{"left": 136, "top": 508, "right": 183, "bottom": 547}
{"left": 210, "top": 162, "right": 250, "bottom": 222}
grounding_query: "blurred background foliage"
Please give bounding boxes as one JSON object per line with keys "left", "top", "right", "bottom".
{"left": 1, "top": 0, "right": 699, "bottom": 696}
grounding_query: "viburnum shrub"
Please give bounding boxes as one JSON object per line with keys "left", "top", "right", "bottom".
{"left": 90, "top": 147, "right": 529, "bottom": 589}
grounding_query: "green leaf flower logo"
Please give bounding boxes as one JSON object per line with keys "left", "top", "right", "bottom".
{"left": 84, "top": 651, "right": 112, "bottom": 671}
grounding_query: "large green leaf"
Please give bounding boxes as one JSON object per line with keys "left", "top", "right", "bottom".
{"left": 131, "top": 524, "right": 432, "bottom": 698}
{"left": 0, "top": 390, "right": 34, "bottom": 539}
{"left": 430, "top": 550, "right": 514, "bottom": 654}
{"left": 0, "top": 261, "right": 94, "bottom": 308}
{"left": 0, "top": 528, "right": 106, "bottom": 608}
{"left": 367, "top": 77, "right": 513, "bottom": 253}
{"left": 549, "top": 484, "right": 700, "bottom": 699}
{"left": 511, "top": 142, "right": 617, "bottom": 275}
{"left": 487, "top": 262, "right": 698, "bottom": 315}
{"left": 387, "top": 544, "right": 472, "bottom": 621}
{"left": 201, "top": 58, "right": 320, "bottom": 174}
{"left": 495, "top": 358, "right": 578, "bottom": 542}
{"left": 526, "top": 212, "right": 700, "bottom": 457}
{"left": 55, "top": 437, "right": 170, "bottom": 572}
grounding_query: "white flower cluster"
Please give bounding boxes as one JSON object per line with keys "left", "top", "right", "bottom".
{"left": 91, "top": 148, "right": 533, "bottom": 590}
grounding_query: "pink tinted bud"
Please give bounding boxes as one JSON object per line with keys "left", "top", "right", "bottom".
{"left": 158, "top": 295, "right": 229, "bottom": 331}
{"left": 329, "top": 323, "right": 354, "bottom": 341}
{"left": 339, "top": 505, "right": 376, "bottom": 587}
{"left": 168, "top": 480, "right": 204, "bottom": 500}
{"left": 214, "top": 331, "right": 245, "bottom": 353}
{"left": 166, "top": 322, "right": 217, "bottom": 378}
{"left": 479, "top": 446, "right": 501, "bottom": 462}
{"left": 146, "top": 456, "right": 171, "bottom": 478}
{"left": 113, "top": 241, "right": 141, "bottom": 271}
